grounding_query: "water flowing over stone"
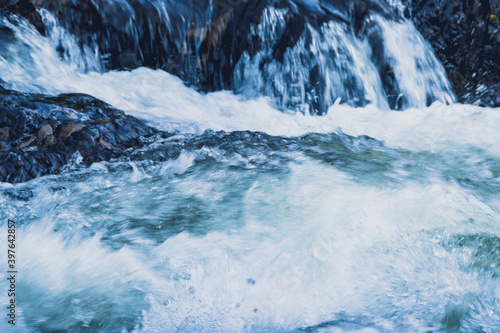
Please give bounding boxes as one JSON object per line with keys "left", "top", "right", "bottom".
{"left": 0, "top": 1, "right": 500, "bottom": 333}
{"left": 1, "top": 0, "right": 455, "bottom": 113}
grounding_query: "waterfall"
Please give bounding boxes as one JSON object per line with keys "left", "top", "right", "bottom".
{"left": 1, "top": 2, "right": 499, "bottom": 332}
{"left": 1, "top": 0, "right": 455, "bottom": 114}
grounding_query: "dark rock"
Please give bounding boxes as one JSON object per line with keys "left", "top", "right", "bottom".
{"left": 0, "top": 0, "right": 45, "bottom": 35}
{"left": 0, "top": 126, "right": 9, "bottom": 140}
{"left": 19, "top": 0, "right": 397, "bottom": 113}
{"left": 0, "top": 90, "right": 167, "bottom": 183}
{"left": 29, "top": 0, "right": 391, "bottom": 78}
{"left": 408, "top": 0, "right": 500, "bottom": 107}
{"left": 7, "top": 0, "right": 497, "bottom": 109}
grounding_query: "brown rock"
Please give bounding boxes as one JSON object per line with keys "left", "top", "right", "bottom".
{"left": 0, "top": 127, "right": 9, "bottom": 141}
{"left": 19, "top": 136, "right": 36, "bottom": 149}
{"left": 44, "top": 134, "right": 56, "bottom": 147}
{"left": 37, "top": 124, "right": 53, "bottom": 142}
{"left": 99, "top": 138, "right": 114, "bottom": 150}
{"left": 58, "top": 123, "right": 85, "bottom": 142}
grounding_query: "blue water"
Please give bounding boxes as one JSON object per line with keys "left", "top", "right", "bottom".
{"left": 1, "top": 2, "right": 500, "bottom": 332}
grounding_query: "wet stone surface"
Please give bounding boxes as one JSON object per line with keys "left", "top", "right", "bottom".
{"left": 0, "top": 88, "right": 165, "bottom": 183}
{"left": 408, "top": 0, "right": 500, "bottom": 107}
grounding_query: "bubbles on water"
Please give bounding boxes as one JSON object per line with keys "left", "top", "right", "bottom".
{"left": 0, "top": 219, "right": 161, "bottom": 332}
{"left": 1, "top": 137, "right": 500, "bottom": 331}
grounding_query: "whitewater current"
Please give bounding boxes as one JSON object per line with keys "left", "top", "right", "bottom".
{"left": 1, "top": 7, "right": 500, "bottom": 333}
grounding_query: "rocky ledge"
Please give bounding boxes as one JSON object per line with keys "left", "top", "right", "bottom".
{"left": 0, "top": 88, "right": 164, "bottom": 183}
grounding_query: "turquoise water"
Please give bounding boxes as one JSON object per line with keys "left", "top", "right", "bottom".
{"left": 1, "top": 6, "right": 500, "bottom": 333}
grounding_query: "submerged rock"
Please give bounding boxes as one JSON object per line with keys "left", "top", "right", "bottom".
{"left": 0, "top": 89, "right": 165, "bottom": 183}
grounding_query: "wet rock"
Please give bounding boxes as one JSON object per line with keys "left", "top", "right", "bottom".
{"left": 99, "top": 138, "right": 114, "bottom": 150}
{"left": 0, "top": 89, "right": 168, "bottom": 183}
{"left": 19, "top": 136, "right": 36, "bottom": 148}
{"left": 36, "top": 123, "right": 52, "bottom": 142}
{"left": 0, "top": 126, "right": 9, "bottom": 140}
{"left": 57, "top": 123, "right": 84, "bottom": 142}
{"left": 21, "top": 0, "right": 397, "bottom": 114}
{"left": 43, "top": 134, "right": 56, "bottom": 147}
{"left": 408, "top": 0, "right": 500, "bottom": 107}
{"left": 0, "top": 0, "right": 45, "bottom": 35}
{"left": 7, "top": 0, "right": 498, "bottom": 109}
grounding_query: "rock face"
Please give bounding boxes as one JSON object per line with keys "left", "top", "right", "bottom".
{"left": 0, "top": 88, "right": 162, "bottom": 183}
{"left": 408, "top": 0, "right": 500, "bottom": 107}
{"left": 1, "top": 0, "right": 499, "bottom": 107}
{"left": 2, "top": 0, "right": 401, "bottom": 113}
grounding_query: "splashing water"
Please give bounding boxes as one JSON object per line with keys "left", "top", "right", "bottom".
{"left": 234, "top": 7, "right": 454, "bottom": 113}
{"left": 234, "top": 8, "right": 390, "bottom": 113}
{"left": 0, "top": 1, "right": 499, "bottom": 332}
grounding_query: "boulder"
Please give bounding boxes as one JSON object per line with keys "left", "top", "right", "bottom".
{"left": 6, "top": 0, "right": 498, "bottom": 108}
{"left": 0, "top": 89, "right": 165, "bottom": 183}
{"left": 4, "top": 0, "right": 396, "bottom": 114}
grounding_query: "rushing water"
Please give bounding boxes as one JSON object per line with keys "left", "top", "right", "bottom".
{"left": 1, "top": 1, "right": 500, "bottom": 332}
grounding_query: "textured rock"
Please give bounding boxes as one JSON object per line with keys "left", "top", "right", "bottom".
{"left": 408, "top": 0, "right": 500, "bottom": 107}
{"left": 25, "top": 1, "right": 390, "bottom": 83}
{"left": 0, "top": 89, "right": 166, "bottom": 183}
{"left": 36, "top": 123, "right": 53, "bottom": 142}
{"left": 57, "top": 123, "right": 84, "bottom": 142}
{"left": 0, "top": 126, "right": 9, "bottom": 140}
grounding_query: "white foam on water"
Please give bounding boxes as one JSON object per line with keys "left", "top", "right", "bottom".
{"left": 234, "top": 8, "right": 390, "bottom": 112}
{"left": 371, "top": 15, "right": 455, "bottom": 108}
{"left": 1, "top": 9, "right": 500, "bottom": 333}
{"left": 1, "top": 149, "right": 499, "bottom": 332}
{"left": 1, "top": 15, "right": 499, "bottom": 159}
{"left": 0, "top": 216, "right": 166, "bottom": 332}
{"left": 137, "top": 160, "right": 500, "bottom": 331}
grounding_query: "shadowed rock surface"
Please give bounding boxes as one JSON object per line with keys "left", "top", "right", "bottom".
{"left": 408, "top": 0, "right": 500, "bottom": 107}
{"left": 24, "top": 0, "right": 392, "bottom": 83}
{"left": 0, "top": 0, "right": 45, "bottom": 34}
{"left": 0, "top": 88, "right": 163, "bottom": 183}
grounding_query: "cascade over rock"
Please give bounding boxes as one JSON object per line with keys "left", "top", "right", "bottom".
{"left": 1, "top": 0, "right": 456, "bottom": 113}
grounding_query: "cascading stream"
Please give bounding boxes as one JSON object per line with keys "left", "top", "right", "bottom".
{"left": 1, "top": 0, "right": 455, "bottom": 114}
{"left": 0, "top": 1, "right": 499, "bottom": 333}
